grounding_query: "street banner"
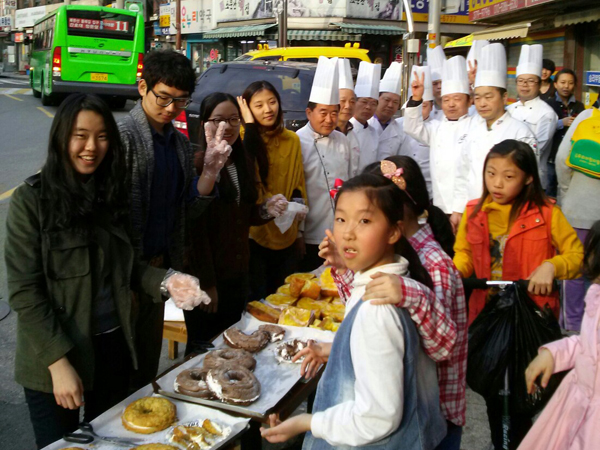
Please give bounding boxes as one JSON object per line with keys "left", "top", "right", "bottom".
{"left": 469, "top": 0, "right": 555, "bottom": 22}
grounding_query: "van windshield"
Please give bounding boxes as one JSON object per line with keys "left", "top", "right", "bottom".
{"left": 196, "top": 65, "right": 314, "bottom": 112}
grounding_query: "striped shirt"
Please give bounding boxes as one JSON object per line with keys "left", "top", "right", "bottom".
{"left": 226, "top": 163, "right": 240, "bottom": 205}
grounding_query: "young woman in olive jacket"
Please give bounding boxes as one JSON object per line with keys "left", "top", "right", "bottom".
{"left": 5, "top": 94, "right": 206, "bottom": 448}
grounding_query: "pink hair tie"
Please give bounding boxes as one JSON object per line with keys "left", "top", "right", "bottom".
{"left": 380, "top": 160, "right": 417, "bottom": 205}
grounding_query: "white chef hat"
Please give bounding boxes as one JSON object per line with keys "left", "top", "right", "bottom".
{"left": 427, "top": 45, "right": 445, "bottom": 81}
{"left": 474, "top": 43, "right": 507, "bottom": 89}
{"left": 338, "top": 58, "right": 354, "bottom": 91}
{"left": 442, "top": 56, "right": 470, "bottom": 97}
{"left": 409, "top": 65, "right": 434, "bottom": 102}
{"left": 309, "top": 56, "right": 340, "bottom": 105}
{"left": 355, "top": 61, "right": 381, "bottom": 100}
{"left": 516, "top": 44, "right": 543, "bottom": 78}
{"left": 466, "top": 39, "right": 489, "bottom": 71}
{"left": 379, "top": 61, "right": 403, "bottom": 95}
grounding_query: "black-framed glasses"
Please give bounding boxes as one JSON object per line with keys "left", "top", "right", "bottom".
{"left": 206, "top": 117, "right": 241, "bottom": 127}
{"left": 149, "top": 88, "right": 192, "bottom": 108}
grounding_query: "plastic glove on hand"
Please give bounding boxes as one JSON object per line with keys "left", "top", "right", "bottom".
{"left": 203, "top": 121, "right": 232, "bottom": 178}
{"left": 266, "top": 194, "right": 288, "bottom": 218}
{"left": 165, "top": 272, "right": 211, "bottom": 311}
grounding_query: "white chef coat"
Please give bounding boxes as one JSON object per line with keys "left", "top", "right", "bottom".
{"left": 454, "top": 111, "right": 537, "bottom": 210}
{"left": 507, "top": 96, "right": 558, "bottom": 189}
{"left": 468, "top": 104, "right": 477, "bottom": 116}
{"left": 368, "top": 116, "right": 404, "bottom": 161}
{"left": 350, "top": 117, "right": 379, "bottom": 175}
{"left": 404, "top": 103, "right": 474, "bottom": 214}
{"left": 346, "top": 127, "right": 361, "bottom": 177}
{"left": 377, "top": 117, "right": 433, "bottom": 199}
{"left": 430, "top": 104, "right": 444, "bottom": 121}
{"left": 297, "top": 123, "right": 354, "bottom": 245}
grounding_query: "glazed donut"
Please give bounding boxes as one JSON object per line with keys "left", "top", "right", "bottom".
{"left": 174, "top": 368, "right": 215, "bottom": 399}
{"left": 131, "top": 445, "right": 179, "bottom": 450}
{"left": 203, "top": 348, "right": 256, "bottom": 371}
{"left": 223, "top": 327, "right": 270, "bottom": 353}
{"left": 275, "top": 339, "right": 309, "bottom": 363}
{"left": 122, "top": 397, "right": 176, "bottom": 434}
{"left": 258, "top": 324, "right": 286, "bottom": 342}
{"left": 206, "top": 366, "right": 261, "bottom": 406}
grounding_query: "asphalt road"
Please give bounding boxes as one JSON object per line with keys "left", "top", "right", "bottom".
{"left": 0, "top": 74, "right": 491, "bottom": 449}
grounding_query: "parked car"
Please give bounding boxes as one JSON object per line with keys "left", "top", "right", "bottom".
{"left": 175, "top": 60, "right": 317, "bottom": 147}
{"left": 235, "top": 43, "right": 371, "bottom": 71}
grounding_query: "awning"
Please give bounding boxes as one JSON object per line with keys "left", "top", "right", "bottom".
{"left": 444, "top": 34, "right": 473, "bottom": 49}
{"left": 331, "top": 22, "right": 405, "bottom": 35}
{"left": 203, "top": 24, "right": 276, "bottom": 39}
{"left": 287, "top": 29, "right": 360, "bottom": 41}
{"left": 555, "top": 8, "right": 600, "bottom": 27}
{"left": 472, "top": 21, "right": 532, "bottom": 41}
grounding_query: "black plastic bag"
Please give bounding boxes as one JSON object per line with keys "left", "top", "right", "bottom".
{"left": 467, "top": 283, "right": 563, "bottom": 415}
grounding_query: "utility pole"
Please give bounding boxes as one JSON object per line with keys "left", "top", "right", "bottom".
{"left": 277, "top": 0, "right": 287, "bottom": 48}
{"left": 116, "top": 0, "right": 124, "bottom": 9}
{"left": 176, "top": 0, "right": 182, "bottom": 51}
{"left": 401, "top": 0, "right": 419, "bottom": 105}
{"left": 428, "top": 0, "right": 441, "bottom": 48}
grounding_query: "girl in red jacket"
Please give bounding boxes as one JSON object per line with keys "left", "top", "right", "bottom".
{"left": 453, "top": 139, "right": 583, "bottom": 450}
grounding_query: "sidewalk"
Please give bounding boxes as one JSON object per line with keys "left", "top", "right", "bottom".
{"left": 0, "top": 71, "right": 29, "bottom": 81}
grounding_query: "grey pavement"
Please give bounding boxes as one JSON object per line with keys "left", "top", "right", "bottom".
{"left": 0, "top": 87, "right": 491, "bottom": 449}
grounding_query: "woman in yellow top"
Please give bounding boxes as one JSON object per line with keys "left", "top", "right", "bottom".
{"left": 237, "top": 81, "right": 307, "bottom": 300}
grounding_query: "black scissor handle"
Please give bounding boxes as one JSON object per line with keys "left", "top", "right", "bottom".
{"left": 79, "top": 422, "right": 95, "bottom": 434}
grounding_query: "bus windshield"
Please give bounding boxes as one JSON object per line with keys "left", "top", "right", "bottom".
{"left": 66, "top": 10, "right": 136, "bottom": 40}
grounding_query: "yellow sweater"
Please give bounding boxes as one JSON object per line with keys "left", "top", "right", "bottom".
{"left": 454, "top": 199, "right": 583, "bottom": 280}
{"left": 246, "top": 127, "right": 307, "bottom": 250}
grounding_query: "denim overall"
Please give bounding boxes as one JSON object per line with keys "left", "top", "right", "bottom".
{"left": 303, "top": 300, "right": 446, "bottom": 450}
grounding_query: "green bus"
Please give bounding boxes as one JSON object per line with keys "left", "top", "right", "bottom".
{"left": 30, "top": 5, "right": 144, "bottom": 107}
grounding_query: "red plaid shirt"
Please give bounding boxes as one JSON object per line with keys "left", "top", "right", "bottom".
{"left": 331, "top": 224, "right": 467, "bottom": 426}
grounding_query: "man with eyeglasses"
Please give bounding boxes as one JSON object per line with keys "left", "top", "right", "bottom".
{"left": 118, "top": 50, "right": 220, "bottom": 389}
{"left": 508, "top": 44, "right": 558, "bottom": 188}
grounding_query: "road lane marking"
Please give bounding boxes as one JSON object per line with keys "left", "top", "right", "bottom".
{"left": 3, "top": 93, "right": 23, "bottom": 101}
{"left": 0, "top": 88, "right": 32, "bottom": 95}
{"left": 0, "top": 185, "right": 19, "bottom": 201}
{"left": 37, "top": 106, "right": 54, "bottom": 118}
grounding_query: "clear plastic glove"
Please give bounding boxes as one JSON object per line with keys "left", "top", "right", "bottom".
{"left": 161, "top": 270, "right": 211, "bottom": 311}
{"left": 266, "top": 194, "right": 288, "bottom": 218}
{"left": 203, "top": 121, "right": 232, "bottom": 179}
{"left": 274, "top": 202, "right": 309, "bottom": 233}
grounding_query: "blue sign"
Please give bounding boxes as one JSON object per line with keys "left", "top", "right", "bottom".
{"left": 586, "top": 71, "right": 600, "bottom": 87}
{"left": 153, "top": 22, "right": 161, "bottom": 36}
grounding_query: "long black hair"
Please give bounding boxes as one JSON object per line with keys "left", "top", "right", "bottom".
{"left": 241, "top": 80, "right": 284, "bottom": 189}
{"left": 366, "top": 156, "right": 455, "bottom": 258}
{"left": 40, "top": 93, "right": 129, "bottom": 230}
{"left": 335, "top": 173, "right": 434, "bottom": 290}
{"left": 195, "top": 92, "right": 258, "bottom": 204}
{"left": 472, "top": 139, "right": 549, "bottom": 224}
{"left": 583, "top": 220, "right": 600, "bottom": 282}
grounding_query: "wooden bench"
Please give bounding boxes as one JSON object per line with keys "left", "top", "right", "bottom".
{"left": 162, "top": 320, "right": 187, "bottom": 360}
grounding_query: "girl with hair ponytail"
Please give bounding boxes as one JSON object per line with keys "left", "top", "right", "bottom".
{"left": 330, "top": 157, "right": 468, "bottom": 448}
{"left": 261, "top": 172, "right": 446, "bottom": 449}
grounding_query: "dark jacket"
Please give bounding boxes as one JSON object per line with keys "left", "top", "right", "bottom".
{"left": 118, "top": 101, "right": 212, "bottom": 270}
{"left": 5, "top": 176, "right": 166, "bottom": 393}
{"left": 546, "top": 94, "right": 585, "bottom": 162}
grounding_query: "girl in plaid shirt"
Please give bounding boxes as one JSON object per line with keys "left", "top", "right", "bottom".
{"left": 319, "top": 157, "right": 468, "bottom": 450}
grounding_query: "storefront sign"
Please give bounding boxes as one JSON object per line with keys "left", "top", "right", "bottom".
{"left": 0, "top": 16, "right": 11, "bottom": 28}
{"left": 347, "top": 0, "right": 401, "bottom": 20}
{"left": 159, "top": 2, "right": 171, "bottom": 27}
{"left": 216, "top": 0, "right": 347, "bottom": 22}
{"left": 5, "top": 0, "right": 17, "bottom": 9}
{"left": 14, "top": 32, "right": 24, "bottom": 42}
{"left": 402, "top": 0, "right": 470, "bottom": 24}
{"left": 586, "top": 71, "right": 600, "bottom": 87}
{"left": 170, "top": 0, "right": 213, "bottom": 34}
{"left": 469, "top": 0, "right": 554, "bottom": 21}
{"left": 15, "top": 5, "right": 56, "bottom": 28}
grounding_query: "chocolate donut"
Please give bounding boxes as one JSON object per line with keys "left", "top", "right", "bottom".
{"left": 258, "top": 324, "right": 286, "bottom": 342}
{"left": 203, "top": 348, "right": 256, "bottom": 371}
{"left": 223, "top": 327, "right": 270, "bottom": 353}
{"left": 174, "top": 368, "right": 215, "bottom": 399}
{"left": 206, "top": 366, "right": 261, "bottom": 406}
{"left": 275, "top": 339, "right": 309, "bottom": 363}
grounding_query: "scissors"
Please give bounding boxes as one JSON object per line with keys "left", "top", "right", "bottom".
{"left": 64, "top": 422, "right": 142, "bottom": 447}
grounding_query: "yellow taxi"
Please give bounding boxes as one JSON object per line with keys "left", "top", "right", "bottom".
{"left": 235, "top": 43, "right": 371, "bottom": 69}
